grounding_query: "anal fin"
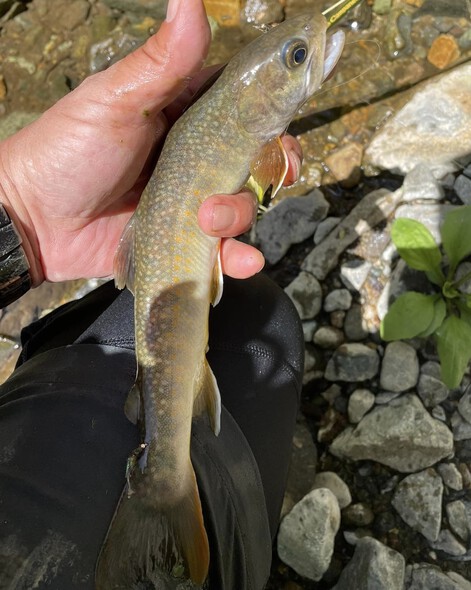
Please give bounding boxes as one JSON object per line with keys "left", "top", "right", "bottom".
{"left": 193, "top": 358, "right": 221, "bottom": 436}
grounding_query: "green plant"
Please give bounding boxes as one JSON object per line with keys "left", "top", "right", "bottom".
{"left": 380, "top": 205, "right": 471, "bottom": 388}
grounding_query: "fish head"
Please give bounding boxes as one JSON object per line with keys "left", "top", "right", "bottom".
{"left": 229, "top": 13, "right": 345, "bottom": 140}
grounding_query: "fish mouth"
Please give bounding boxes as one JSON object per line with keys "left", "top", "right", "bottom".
{"left": 322, "top": 29, "right": 346, "bottom": 81}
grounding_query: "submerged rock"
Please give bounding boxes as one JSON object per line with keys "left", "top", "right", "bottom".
{"left": 365, "top": 63, "right": 471, "bottom": 178}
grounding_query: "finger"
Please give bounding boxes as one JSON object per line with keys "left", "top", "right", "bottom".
{"left": 220, "top": 238, "right": 265, "bottom": 278}
{"left": 78, "top": 0, "right": 211, "bottom": 122}
{"left": 198, "top": 190, "right": 257, "bottom": 237}
{"left": 281, "top": 135, "right": 303, "bottom": 186}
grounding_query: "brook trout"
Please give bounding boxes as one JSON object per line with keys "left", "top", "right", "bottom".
{"left": 96, "top": 11, "right": 344, "bottom": 588}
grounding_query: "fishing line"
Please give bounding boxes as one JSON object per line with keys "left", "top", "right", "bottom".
{"left": 316, "top": 38, "right": 383, "bottom": 99}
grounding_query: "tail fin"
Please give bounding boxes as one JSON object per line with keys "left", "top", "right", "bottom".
{"left": 95, "top": 465, "right": 209, "bottom": 589}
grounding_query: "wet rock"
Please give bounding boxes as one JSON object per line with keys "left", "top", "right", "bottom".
{"left": 406, "top": 564, "right": 468, "bottom": 590}
{"left": 302, "top": 189, "right": 400, "bottom": 280}
{"left": 332, "top": 537, "right": 405, "bottom": 590}
{"left": 365, "top": 63, "right": 471, "bottom": 177}
{"left": 277, "top": 488, "right": 340, "bottom": 581}
{"left": 437, "top": 463, "right": 463, "bottom": 491}
{"left": 454, "top": 174, "right": 471, "bottom": 205}
{"left": 348, "top": 388, "right": 375, "bottom": 423}
{"left": 380, "top": 341, "right": 419, "bottom": 392}
{"left": 427, "top": 34, "right": 461, "bottom": 69}
{"left": 430, "top": 529, "right": 467, "bottom": 556}
{"left": 256, "top": 190, "right": 329, "bottom": 265}
{"left": 324, "top": 289, "right": 352, "bottom": 312}
{"left": 243, "top": 0, "right": 283, "bottom": 25}
{"left": 313, "top": 326, "right": 344, "bottom": 350}
{"left": 50, "top": 0, "right": 90, "bottom": 32}
{"left": 100, "top": 0, "right": 166, "bottom": 18}
{"left": 311, "top": 472, "right": 352, "bottom": 509}
{"left": 284, "top": 272, "right": 322, "bottom": 320}
{"left": 402, "top": 163, "right": 444, "bottom": 201}
{"left": 342, "top": 503, "right": 375, "bottom": 527}
{"left": 344, "top": 304, "right": 369, "bottom": 341}
{"left": 391, "top": 469, "right": 443, "bottom": 541}
{"left": 313, "top": 217, "right": 340, "bottom": 245}
{"left": 417, "top": 360, "right": 450, "bottom": 407}
{"left": 330, "top": 394, "right": 454, "bottom": 472}
{"left": 446, "top": 500, "right": 470, "bottom": 542}
{"left": 373, "top": 0, "right": 392, "bottom": 15}
{"left": 324, "top": 142, "right": 363, "bottom": 187}
{"left": 324, "top": 343, "right": 380, "bottom": 382}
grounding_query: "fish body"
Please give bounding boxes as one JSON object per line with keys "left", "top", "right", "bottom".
{"left": 96, "top": 12, "right": 344, "bottom": 588}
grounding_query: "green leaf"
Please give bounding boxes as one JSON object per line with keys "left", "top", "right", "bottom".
{"left": 442, "top": 281, "right": 460, "bottom": 299}
{"left": 417, "top": 297, "right": 447, "bottom": 338}
{"left": 380, "top": 292, "right": 437, "bottom": 341}
{"left": 391, "top": 218, "right": 443, "bottom": 274}
{"left": 441, "top": 206, "right": 471, "bottom": 271}
{"left": 435, "top": 314, "right": 471, "bottom": 388}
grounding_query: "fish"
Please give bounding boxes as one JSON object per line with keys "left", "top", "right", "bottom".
{"left": 95, "top": 10, "right": 345, "bottom": 589}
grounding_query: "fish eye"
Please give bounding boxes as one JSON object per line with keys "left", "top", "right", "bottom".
{"left": 282, "top": 40, "right": 308, "bottom": 68}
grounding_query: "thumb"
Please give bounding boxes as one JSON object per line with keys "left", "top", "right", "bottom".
{"left": 68, "top": 0, "right": 211, "bottom": 122}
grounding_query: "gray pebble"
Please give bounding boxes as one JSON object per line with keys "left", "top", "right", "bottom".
{"left": 313, "top": 326, "right": 344, "bottom": 349}
{"left": 324, "top": 288, "right": 352, "bottom": 312}
{"left": 437, "top": 463, "right": 463, "bottom": 491}
{"left": 429, "top": 530, "right": 467, "bottom": 556}
{"left": 284, "top": 272, "right": 322, "bottom": 320}
{"left": 380, "top": 341, "right": 419, "bottom": 392}
{"left": 454, "top": 174, "right": 471, "bottom": 205}
{"left": 311, "top": 472, "right": 352, "bottom": 509}
{"left": 348, "top": 388, "right": 375, "bottom": 423}
{"left": 344, "top": 304, "right": 369, "bottom": 341}
{"left": 325, "top": 343, "right": 380, "bottom": 382}
{"left": 446, "top": 500, "right": 469, "bottom": 542}
{"left": 314, "top": 216, "right": 341, "bottom": 244}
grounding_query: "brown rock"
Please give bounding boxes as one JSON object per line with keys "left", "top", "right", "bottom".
{"left": 324, "top": 142, "right": 363, "bottom": 187}
{"left": 427, "top": 34, "right": 460, "bottom": 69}
{"left": 203, "top": 0, "right": 241, "bottom": 26}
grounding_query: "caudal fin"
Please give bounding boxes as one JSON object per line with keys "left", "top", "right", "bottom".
{"left": 95, "top": 466, "right": 209, "bottom": 589}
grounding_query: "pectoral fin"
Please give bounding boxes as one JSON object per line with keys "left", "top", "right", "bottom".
{"left": 114, "top": 215, "right": 135, "bottom": 293}
{"left": 193, "top": 358, "right": 221, "bottom": 436}
{"left": 210, "top": 247, "right": 223, "bottom": 307}
{"left": 248, "top": 135, "right": 289, "bottom": 203}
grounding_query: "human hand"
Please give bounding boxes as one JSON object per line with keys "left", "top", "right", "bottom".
{"left": 0, "top": 0, "right": 301, "bottom": 287}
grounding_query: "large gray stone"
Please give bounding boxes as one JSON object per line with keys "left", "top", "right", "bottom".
{"left": 332, "top": 537, "right": 405, "bottom": 590}
{"left": 330, "top": 394, "right": 454, "bottom": 472}
{"left": 277, "top": 488, "right": 340, "bottom": 581}
{"left": 256, "top": 190, "right": 329, "bottom": 265}
{"left": 392, "top": 469, "right": 443, "bottom": 541}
